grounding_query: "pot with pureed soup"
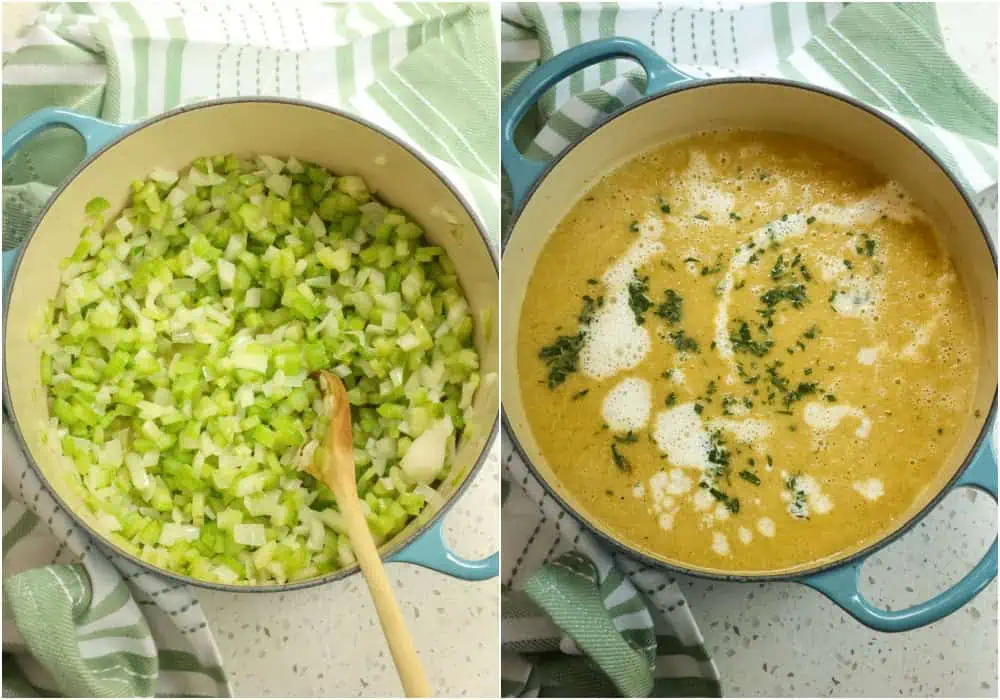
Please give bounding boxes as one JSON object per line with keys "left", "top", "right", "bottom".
{"left": 501, "top": 37, "right": 997, "bottom": 633}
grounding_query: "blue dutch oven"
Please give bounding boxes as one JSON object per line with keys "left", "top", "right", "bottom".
{"left": 500, "top": 38, "right": 997, "bottom": 632}
{"left": 3, "top": 98, "right": 499, "bottom": 591}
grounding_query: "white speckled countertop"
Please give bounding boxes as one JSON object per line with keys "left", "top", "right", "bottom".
{"left": 679, "top": 8, "right": 999, "bottom": 696}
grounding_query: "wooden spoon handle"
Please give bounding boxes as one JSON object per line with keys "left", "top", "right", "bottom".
{"left": 341, "top": 499, "right": 431, "bottom": 697}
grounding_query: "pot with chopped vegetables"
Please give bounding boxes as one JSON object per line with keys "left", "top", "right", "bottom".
{"left": 3, "top": 100, "right": 498, "bottom": 589}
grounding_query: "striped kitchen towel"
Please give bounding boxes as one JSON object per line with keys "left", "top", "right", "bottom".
{"left": 2, "top": 2, "right": 497, "bottom": 696}
{"left": 501, "top": 2, "right": 996, "bottom": 196}
{"left": 500, "top": 2, "right": 996, "bottom": 697}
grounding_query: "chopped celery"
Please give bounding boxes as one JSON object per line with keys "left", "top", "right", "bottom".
{"left": 40, "top": 154, "right": 482, "bottom": 585}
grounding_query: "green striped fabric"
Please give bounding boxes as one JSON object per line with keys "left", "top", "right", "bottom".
{"left": 501, "top": 445, "right": 721, "bottom": 699}
{"left": 501, "top": 3, "right": 995, "bottom": 697}
{"left": 4, "top": 1, "right": 498, "bottom": 250}
{"left": 3, "top": 2, "right": 497, "bottom": 696}
{"left": 501, "top": 2, "right": 995, "bottom": 196}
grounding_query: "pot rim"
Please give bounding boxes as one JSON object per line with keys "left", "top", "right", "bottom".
{"left": 3, "top": 95, "right": 500, "bottom": 593}
{"left": 501, "top": 76, "right": 998, "bottom": 582}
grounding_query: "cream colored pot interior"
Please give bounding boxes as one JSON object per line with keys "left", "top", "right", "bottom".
{"left": 502, "top": 81, "right": 997, "bottom": 577}
{"left": 6, "top": 101, "right": 499, "bottom": 570}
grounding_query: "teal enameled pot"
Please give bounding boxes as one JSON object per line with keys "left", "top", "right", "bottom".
{"left": 3, "top": 98, "right": 499, "bottom": 591}
{"left": 500, "top": 37, "right": 997, "bottom": 633}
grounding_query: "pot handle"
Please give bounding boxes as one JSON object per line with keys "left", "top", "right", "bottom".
{"left": 501, "top": 37, "right": 691, "bottom": 211}
{"left": 2, "top": 108, "right": 125, "bottom": 286}
{"left": 387, "top": 516, "right": 499, "bottom": 581}
{"left": 800, "top": 431, "right": 997, "bottom": 632}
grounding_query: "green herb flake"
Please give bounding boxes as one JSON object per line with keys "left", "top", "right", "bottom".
{"left": 729, "top": 320, "right": 774, "bottom": 358}
{"left": 654, "top": 289, "right": 683, "bottom": 325}
{"left": 629, "top": 220, "right": 640, "bottom": 233}
{"left": 759, "top": 284, "right": 809, "bottom": 322}
{"left": 627, "top": 272, "right": 653, "bottom": 325}
{"left": 539, "top": 332, "right": 585, "bottom": 389}
{"left": 578, "top": 295, "right": 598, "bottom": 326}
{"left": 700, "top": 253, "right": 724, "bottom": 276}
{"left": 571, "top": 389, "right": 590, "bottom": 401}
{"left": 770, "top": 254, "right": 788, "bottom": 280}
{"left": 738, "top": 470, "right": 761, "bottom": 486}
{"left": 611, "top": 443, "right": 631, "bottom": 473}
{"left": 670, "top": 329, "right": 700, "bottom": 353}
{"left": 665, "top": 392, "right": 678, "bottom": 407}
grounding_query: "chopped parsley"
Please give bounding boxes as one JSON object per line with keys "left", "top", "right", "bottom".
{"left": 614, "top": 431, "right": 639, "bottom": 444}
{"left": 700, "top": 380, "right": 718, "bottom": 404}
{"left": 665, "top": 392, "right": 678, "bottom": 407}
{"left": 729, "top": 320, "right": 774, "bottom": 357}
{"left": 586, "top": 278, "right": 598, "bottom": 285}
{"left": 729, "top": 212, "right": 742, "bottom": 221}
{"left": 694, "top": 403, "right": 705, "bottom": 415}
{"left": 709, "top": 487, "right": 740, "bottom": 513}
{"left": 770, "top": 253, "right": 788, "bottom": 280}
{"left": 736, "top": 361, "right": 760, "bottom": 385}
{"left": 629, "top": 220, "right": 640, "bottom": 233}
{"left": 658, "top": 197, "right": 671, "bottom": 214}
{"left": 693, "top": 213, "right": 710, "bottom": 221}
{"left": 571, "top": 389, "right": 590, "bottom": 401}
{"left": 706, "top": 431, "right": 730, "bottom": 480}
{"left": 539, "top": 332, "right": 585, "bottom": 389}
{"left": 806, "top": 216, "right": 816, "bottom": 225}
{"left": 764, "top": 360, "right": 820, "bottom": 408}
{"left": 578, "top": 295, "right": 600, "bottom": 325}
{"left": 783, "top": 382, "right": 818, "bottom": 408}
{"left": 654, "top": 289, "right": 683, "bottom": 325}
{"left": 786, "top": 474, "right": 809, "bottom": 519}
{"left": 759, "top": 284, "right": 809, "bottom": 323}
{"left": 628, "top": 272, "right": 653, "bottom": 325}
{"left": 611, "top": 443, "right": 632, "bottom": 473}
{"left": 669, "top": 329, "right": 700, "bottom": 353}
{"left": 700, "top": 253, "right": 724, "bottom": 276}
{"left": 856, "top": 233, "right": 877, "bottom": 257}
{"left": 738, "top": 470, "right": 761, "bottom": 486}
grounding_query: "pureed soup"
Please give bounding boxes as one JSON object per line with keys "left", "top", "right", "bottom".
{"left": 517, "top": 130, "right": 980, "bottom": 573}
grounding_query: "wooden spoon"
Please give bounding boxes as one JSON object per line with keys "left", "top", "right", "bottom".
{"left": 308, "top": 370, "right": 431, "bottom": 698}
